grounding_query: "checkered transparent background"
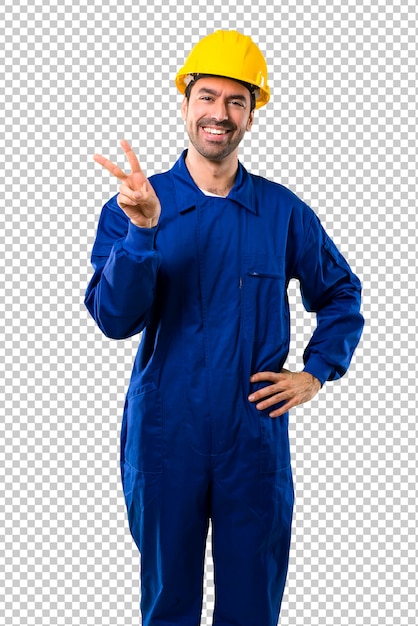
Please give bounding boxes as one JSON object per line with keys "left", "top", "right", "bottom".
{"left": 1, "top": 0, "right": 417, "bottom": 624}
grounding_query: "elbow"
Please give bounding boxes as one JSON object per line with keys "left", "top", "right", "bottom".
{"left": 98, "top": 323, "right": 129, "bottom": 341}
{"left": 95, "top": 313, "right": 145, "bottom": 340}
{"left": 84, "top": 296, "right": 143, "bottom": 340}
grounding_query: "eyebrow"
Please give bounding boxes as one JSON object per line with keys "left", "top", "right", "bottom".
{"left": 196, "top": 87, "right": 248, "bottom": 102}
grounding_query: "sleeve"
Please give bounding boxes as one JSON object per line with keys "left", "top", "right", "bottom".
{"left": 84, "top": 196, "right": 161, "bottom": 340}
{"left": 293, "top": 211, "right": 364, "bottom": 386}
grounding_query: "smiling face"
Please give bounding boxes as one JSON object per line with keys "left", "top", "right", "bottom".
{"left": 181, "top": 76, "right": 255, "bottom": 163}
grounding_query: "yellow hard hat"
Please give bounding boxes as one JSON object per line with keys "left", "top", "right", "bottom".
{"left": 175, "top": 30, "right": 270, "bottom": 109}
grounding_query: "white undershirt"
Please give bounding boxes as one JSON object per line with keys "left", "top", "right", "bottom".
{"left": 199, "top": 187, "right": 227, "bottom": 198}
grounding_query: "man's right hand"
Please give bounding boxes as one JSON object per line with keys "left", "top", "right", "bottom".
{"left": 93, "top": 139, "right": 161, "bottom": 228}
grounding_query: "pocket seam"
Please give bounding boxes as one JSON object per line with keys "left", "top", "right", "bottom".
{"left": 124, "top": 388, "right": 163, "bottom": 475}
{"left": 242, "top": 258, "right": 287, "bottom": 344}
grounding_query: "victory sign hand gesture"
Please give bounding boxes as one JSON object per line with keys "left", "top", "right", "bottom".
{"left": 93, "top": 139, "right": 161, "bottom": 228}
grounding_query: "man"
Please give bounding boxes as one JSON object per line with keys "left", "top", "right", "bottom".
{"left": 85, "top": 30, "right": 364, "bottom": 626}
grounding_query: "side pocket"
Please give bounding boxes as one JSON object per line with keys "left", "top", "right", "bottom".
{"left": 259, "top": 411, "right": 291, "bottom": 474}
{"left": 123, "top": 385, "right": 163, "bottom": 475}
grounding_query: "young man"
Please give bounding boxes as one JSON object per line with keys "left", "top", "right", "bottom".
{"left": 86, "top": 30, "right": 363, "bottom": 626}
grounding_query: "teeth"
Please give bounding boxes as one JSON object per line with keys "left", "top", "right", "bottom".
{"left": 203, "top": 127, "right": 228, "bottom": 135}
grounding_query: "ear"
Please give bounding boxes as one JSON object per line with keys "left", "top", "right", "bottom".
{"left": 181, "top": 97, "right": 189, "bottom": 121}
{"left": 246, "top": 110, "right": 255, "bottom": 131}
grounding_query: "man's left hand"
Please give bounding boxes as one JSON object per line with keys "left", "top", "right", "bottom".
{"left": 248, "top": 370, "right": 322, "bottom": 418}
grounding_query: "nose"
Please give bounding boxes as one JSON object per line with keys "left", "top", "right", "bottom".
{"left": 212, "top": 99, "right": 228, "bottom": 122}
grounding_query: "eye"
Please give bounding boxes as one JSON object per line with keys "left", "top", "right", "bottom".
{"left": 230, "top": 100, "right": 245, "bottom": 108}
{"left": 200, "top": 96, "right": 213, "bottom": 102}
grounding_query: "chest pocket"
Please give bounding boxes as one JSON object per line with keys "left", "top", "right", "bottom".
{"left": 242, "top": 255, "right": 288, "bottom": 344}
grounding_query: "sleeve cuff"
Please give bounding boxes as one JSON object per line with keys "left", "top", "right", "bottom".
{"left": 124, "top": 221, "right": 158, "bottom": 255}
{"left": 303, "top": 354, "right": 335, "bottom": 387}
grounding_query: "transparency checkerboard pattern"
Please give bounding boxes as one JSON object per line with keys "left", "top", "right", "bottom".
{"left": 1, "top": 0, "right": 417, "bottom": 624}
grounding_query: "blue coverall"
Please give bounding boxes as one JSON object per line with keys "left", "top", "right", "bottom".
{"left": 85, "top": 151, "right": 364, "bottom": 626}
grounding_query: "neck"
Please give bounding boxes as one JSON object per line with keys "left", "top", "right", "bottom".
{"left": 185, "top": 145, "right": 239, "bottom": 197}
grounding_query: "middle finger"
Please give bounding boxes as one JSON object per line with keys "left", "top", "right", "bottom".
{"left": 120, "top": 139, "right": 142, "bottom": 174}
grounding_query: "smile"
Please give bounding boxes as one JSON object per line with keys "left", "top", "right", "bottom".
{"left": 202, "top": 127, "right": 230, "bottom": 135}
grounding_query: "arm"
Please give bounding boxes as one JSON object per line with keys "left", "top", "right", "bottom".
{"left": 84, "top": 140, "right": 162, "bottom": 339}
{"left": 249, "top": 211, "right": 364, "bottom": 417}
{"left": 296, "top": 213, "right": 364, "bottom": 384}
{"left": 84, "top": 203, "right": 161, "bottom": 339}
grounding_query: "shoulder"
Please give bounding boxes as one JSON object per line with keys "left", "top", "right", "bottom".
{"left": 248, "top": 171, "right": 314, "bottom": 221}
{"left": 250, "top": 171, "right": 302, "bottom": 201}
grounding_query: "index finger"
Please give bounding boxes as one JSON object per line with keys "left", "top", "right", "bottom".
{"left": 250, "top": 371, "right": 279, "bottom": 383}
{"left": 120, "top": 139, "right": 142, "bottom": 174}
{"left": 93, "top": 153, "right": 128, "bottom": 182}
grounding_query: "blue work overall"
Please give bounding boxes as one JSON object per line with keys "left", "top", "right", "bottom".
{"left": 85, "top": 151, "right": 363, "bottom": 625}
